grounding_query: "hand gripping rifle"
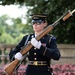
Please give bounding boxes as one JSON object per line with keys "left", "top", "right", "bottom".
{"left": 4, "top": 9, "right": 75, "bottom": 75}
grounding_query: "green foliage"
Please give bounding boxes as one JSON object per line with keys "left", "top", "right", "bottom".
{"left": 0, "top": 25, "right": 5, "bottom": 35}
{"left": 0, "top": 15, "right": 33, "bottom": 44}
{"left": 25, "top": 0, "right": 75, "bottom": 44}
{"left": 0, "top": 0, "right": 75, "bottom": 44}
{"left": 0, "top": 33, "right": 14, "bottom": 44}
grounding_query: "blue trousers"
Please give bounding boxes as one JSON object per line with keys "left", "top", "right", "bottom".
{"left": 25, "top": 65, "right": 51, "bottom": 75}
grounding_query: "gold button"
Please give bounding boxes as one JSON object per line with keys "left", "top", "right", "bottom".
{"left": 34, "top": 47, "right": 36, "bottom": 50}
{"left": 34, "top": 53, "right": 36, "bottom": 55}
{"left": 48, "top": 69, "right": 50, "bottom": 71}
{"left": 34, "top": 58, "right": 37, "bottom": 60}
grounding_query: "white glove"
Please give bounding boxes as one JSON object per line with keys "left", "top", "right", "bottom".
{"left": 31, "top": 38, "right": 41, "bottom": 49}
{"left": 15, "top": 52, "right": 23, "bottom": 60}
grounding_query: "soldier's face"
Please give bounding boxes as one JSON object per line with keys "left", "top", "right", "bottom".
{"left": 32, "top": 22, "right": 47, "bottom": 33}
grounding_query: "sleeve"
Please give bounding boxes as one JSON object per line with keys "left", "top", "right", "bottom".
{"left": 38, "top": 36, "right": 61, "bottom": 60}
{"left": 9, "top": 36, "right": 27, "bottom": 61}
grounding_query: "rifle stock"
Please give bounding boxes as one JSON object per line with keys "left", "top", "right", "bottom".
{"left": 4, "top": 59, "right": 19, "bottom": 75}
{"left": 4, "top": 9, "right": 75, "bottom": 75}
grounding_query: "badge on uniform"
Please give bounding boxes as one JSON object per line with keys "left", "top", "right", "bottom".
{"left": 42, "top": 43, "right": 46, "bottom": 47}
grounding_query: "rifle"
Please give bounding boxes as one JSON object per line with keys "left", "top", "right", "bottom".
{"left": 4, "top": 9, "right": 75, "bottom": 75}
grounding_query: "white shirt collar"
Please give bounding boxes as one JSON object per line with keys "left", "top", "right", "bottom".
{"left": 35, "top": 34, "right": 38, "bottom": 37}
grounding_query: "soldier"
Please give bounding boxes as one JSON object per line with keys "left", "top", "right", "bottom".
{"left": 9, "top": 14, "right": 61, "bottom": 75}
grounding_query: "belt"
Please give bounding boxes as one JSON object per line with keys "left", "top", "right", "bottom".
{"left": 28, "top": 61, "right": 47, "bottom": 66}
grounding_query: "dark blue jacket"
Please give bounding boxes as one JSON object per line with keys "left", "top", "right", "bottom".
{"left": 9, "top": 34, "right": 61, "bottom": 75}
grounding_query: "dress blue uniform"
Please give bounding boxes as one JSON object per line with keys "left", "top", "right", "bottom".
{"left": 9, "top": 34, "right": 61, "bottom": 75}
{"left": 9, "top": 14, "right": 61, "bottom": 75}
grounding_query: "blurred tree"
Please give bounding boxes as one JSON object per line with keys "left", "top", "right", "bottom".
{"left": 0, "top": 0, "right": 75, "bottom": 44}
{"left": 0, "top": 15, "right": 8, "bottom": 37}
{"left": 0, "top": 33, "right": 14, "bottom": 44}
{"left": 23, "top": 0, "right": 75, "bottom": 44}
{"left": 0, "top": 15, "right": 33, "bottom": 44}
